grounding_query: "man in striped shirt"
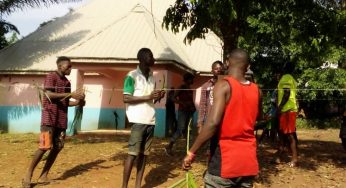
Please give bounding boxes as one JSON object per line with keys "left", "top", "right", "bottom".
{"left": 197, "top": 61, "right": 223, "bottom": 133}
{"left": 23, "top": 57, "right": 85, "bottom": 188}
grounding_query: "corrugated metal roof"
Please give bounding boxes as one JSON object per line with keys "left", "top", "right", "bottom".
{"left": 0, "top": 0, "right": 222, "bottom": 73}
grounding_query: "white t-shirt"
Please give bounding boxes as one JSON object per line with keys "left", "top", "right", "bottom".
{"left": 123, "top": 67, "right": 156, "bottom": 125}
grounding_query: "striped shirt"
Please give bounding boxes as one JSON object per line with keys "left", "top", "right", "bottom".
{"left": 41, "top": 72, "right": 71, "bottom": 129}
{"left": 198, "top": 78, "right": 216, "bottom": 125}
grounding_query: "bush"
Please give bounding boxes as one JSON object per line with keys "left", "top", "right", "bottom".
{"left": 296, "top": 117, "right": 342, "bottom": 129}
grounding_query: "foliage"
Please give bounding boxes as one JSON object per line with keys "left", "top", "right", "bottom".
{"left": 296, "top": 117, "right": 342, "bottom": 129}
{"left": 298, "top": 67, "right": 346, "bottom": 101}
{"left": 163, "top": 0, "right": 253, "bottom": 57}
{"left": 6, "top": 31, "right": 18, "bottom": 44}
{"left": 163, "top": 0, "right": 345, "bottom": 118}
{"left": 297, "top": 67, "right": 345, "bottom": 118}
{"left": 0, "top": 19, "right": 18, "bottom": 49}
{"left": 242, "top": 0, "right": 345, "bottom": 89}
{"left": 163, "top": 0, "right": 345, "bottom": 77}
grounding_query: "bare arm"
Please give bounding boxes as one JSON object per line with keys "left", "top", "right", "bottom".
{"left": 123, "top": 91, "right": 161, "bottom": 104}
{"left": 278, "top": 89, "right": 290, "bottom": 112}
{"left": 189, "top": 80, "right": 230, "bottom": 154}
{"left": 45, "top": 91, "right": 70, "bottom": 100}
{"left": 172, "top": 86, "right": 183, "bottom": 104}
{"left": 182, "top": 80, "right": 230, "bottom": 170}
{"left": 69, "top": 99, "right": 85, "bottom": 107}
{"left": 45, "top": 89, "right": 84, "bottom": 100}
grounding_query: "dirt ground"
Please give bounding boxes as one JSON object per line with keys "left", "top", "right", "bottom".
{"left": 0, "top": 129, "right": 345, "bottom": 188}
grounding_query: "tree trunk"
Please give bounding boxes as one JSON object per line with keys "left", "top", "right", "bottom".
{"left": 221, "top": 22, "right": 239, "bottom": 62}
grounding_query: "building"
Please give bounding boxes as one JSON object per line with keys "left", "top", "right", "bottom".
{"left": 0, "top": 0, "right": 222, "bottom": 137}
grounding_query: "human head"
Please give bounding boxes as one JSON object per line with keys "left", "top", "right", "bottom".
{"left": 244, "top": 68, "right": 254, "bottom": 82}
{"left": 226, "top": 48, "right": 250, "bottom": 74}
{"left": 56, "top": 56, "right": 72, "bottom": 76}
{"left": 137, "top": 48, "right": 155, "bottom": 68}
{"left": 183, "top": 72, "right": 194, "bottom": 85}
{"left": 211, "top": 60, "right": 223, "bottom": 78}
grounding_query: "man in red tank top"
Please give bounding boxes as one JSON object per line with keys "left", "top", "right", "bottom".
{"left": 182, "top": 49, "right": 261, "bottom": 187}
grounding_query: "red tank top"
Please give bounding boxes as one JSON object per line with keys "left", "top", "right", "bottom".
{"left": 219, "top": 77, "right": 259, "bottom": 178}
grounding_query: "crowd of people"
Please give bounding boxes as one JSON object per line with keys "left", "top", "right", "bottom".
{"left": 121, "top": 48, "right": 300, "bottom": 187}
{"left": 22, "top": 48, "right": 300, "bottom": 188}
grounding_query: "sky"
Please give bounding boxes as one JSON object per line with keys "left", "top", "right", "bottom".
{"left": 3, "top": 0, "right": 89, "bottom": 37}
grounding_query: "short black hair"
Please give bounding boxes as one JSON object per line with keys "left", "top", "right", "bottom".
{"left": 183, "top": 72, "right": 194, "bottom": 81}
{"left": 137, "top": 48, "right": 152, "bottom": 63}
{"left": 226, "top": 49, "right": 249, "bottom": 63}
{"left": 56, "top": 56, "right": 71, "bottom": 64}
{"left": 211, "top": 60, "right": 223, "bottom": 68}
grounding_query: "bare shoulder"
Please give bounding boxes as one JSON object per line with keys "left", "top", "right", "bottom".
{"left": 214, "top": 79, "right": 230, "bottom": 93}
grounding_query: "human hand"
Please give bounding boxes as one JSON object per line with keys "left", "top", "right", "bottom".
{"left": 182, "top": 151, "right": 195, "bottom": 170}
{"left": 154, "top": 90, "right": 166, "bottom": 104}
{"left": 78, "top": 99, "right": 86, "bottom": 106}
{"left": 160, "top": 90, "right": 166, "bottom": 99}
{"left": 150, "top": 90, "right": 162, "bottom": 100}
{"left": 71, "top": 90, "right": 85, "bottom": 100}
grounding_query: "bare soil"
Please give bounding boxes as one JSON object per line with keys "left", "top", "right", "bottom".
{"left": 0, "top": 129, "right": 345, "bottom": 188}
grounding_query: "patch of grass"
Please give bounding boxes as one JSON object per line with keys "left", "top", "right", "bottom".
{"left": 296, "top": 117, "right": 342, "bottom": 129}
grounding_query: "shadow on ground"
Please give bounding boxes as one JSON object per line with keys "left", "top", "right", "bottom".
{"left": 257, "top": 139, "right": 346, "bottom": 185}
{"left": 27, "top": 133, "right": 346, "bottom": 187}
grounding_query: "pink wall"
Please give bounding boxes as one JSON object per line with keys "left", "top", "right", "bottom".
{"left": 0, "top": 75, "right": 45, "bottom": 106}
{"left": 77, "top": 68, "right": 169, "bottom": 109}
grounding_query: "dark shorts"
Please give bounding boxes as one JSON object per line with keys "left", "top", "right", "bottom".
{"left": 39, "top": 125, "right": 66, "bottom": 151}
{"left": 128, "top": 124, "right": 154, "bottom": 156}
{"left": 204, "top": 171, "right": 254, "bottom": 188}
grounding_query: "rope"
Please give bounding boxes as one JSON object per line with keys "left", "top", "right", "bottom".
{"left": 0, "top": 83, "right": 345, "bottom": 91}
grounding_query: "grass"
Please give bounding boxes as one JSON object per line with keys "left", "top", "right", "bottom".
{"left": 296, "top": 117, "right": 342, "bottom": 129}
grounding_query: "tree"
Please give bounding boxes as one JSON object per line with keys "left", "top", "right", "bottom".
{"left": 163, "top": 0, "right": 345, "bottom": 118}
{"left": 163, "top": 0, "right": 252, "bottom": 59}
{"left": 7, "top": 31, "right": 18, "bottom": 44}
{"left": 0, "top": 19, "right": 18, "bottom": 49}
{"left": 163, "top": 0, "right": 344, "bottom": 65}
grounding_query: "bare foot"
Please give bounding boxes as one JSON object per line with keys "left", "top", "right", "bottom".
{"left": 22, "top": 178, "right": 31, "bottom": 188}
{"left": 288, "top": 161, "right": 297, "bottom": 167}
{"left": 38, "top": 176, "right": 53, "bottom": 184}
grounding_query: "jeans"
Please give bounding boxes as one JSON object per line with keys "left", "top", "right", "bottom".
{"left": 204, "top": 171, "right": 254, "bottom": 188}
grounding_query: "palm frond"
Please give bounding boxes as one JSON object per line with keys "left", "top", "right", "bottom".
{"left": 169, "top": 119, "right": 198, "bottom": 188}
{"left": 68, "top": 103, "right": 83, "bottom": 136}
{"left": 0, "top": 19, "right": 19, "bottom": 34}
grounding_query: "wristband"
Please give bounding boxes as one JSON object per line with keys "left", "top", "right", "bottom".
{"left": 187, "top": 151, "right": 196, "bottom": 161}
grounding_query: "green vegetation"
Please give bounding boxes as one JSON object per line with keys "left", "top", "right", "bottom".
{"left": 163, "top": 0, "right": 345, "bottom": 117}
{"left": 296, "top": 117, "right": 342, "bottom": 129}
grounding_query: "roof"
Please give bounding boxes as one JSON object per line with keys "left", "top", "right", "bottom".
{"left": 0, "top": 0, "right": 223, "bottom": 73}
